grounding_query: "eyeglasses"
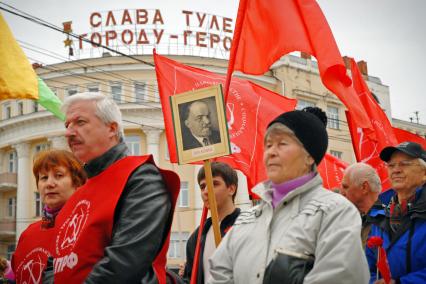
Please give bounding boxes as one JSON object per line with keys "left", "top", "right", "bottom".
{"left": 386, "top": 160, "right": 419, "bottom": 170}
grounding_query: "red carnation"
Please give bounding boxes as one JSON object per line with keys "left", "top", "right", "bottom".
{"left": 367, "top": 236, "right": 384, "bottom": 248}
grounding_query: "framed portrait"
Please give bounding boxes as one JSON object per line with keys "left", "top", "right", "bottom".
{"left": 170, "top": 84, "right": 231, "bottom": 164}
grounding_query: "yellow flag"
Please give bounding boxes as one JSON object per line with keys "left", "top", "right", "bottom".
{"left": 0, "top": 13, "right": 38, "bottom": 100}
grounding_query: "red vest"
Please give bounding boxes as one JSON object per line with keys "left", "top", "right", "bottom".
{"left": 52, "top": 155, "right": 180, "bottom": 284}
{"left": 12, "top": 221, "right": 54, "bottom": 284}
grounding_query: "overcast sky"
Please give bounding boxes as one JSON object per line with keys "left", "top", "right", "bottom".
{"left": 2, "top": 0, "right": 425, "bottom": 124}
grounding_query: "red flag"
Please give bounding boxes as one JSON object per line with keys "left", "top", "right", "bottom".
{"left": 347, "top": 112, "right": 391, "bottom": 191}
{"left": 225, "top": 0, "right": 372, "bottom": 132}
{"left": 317, "top": 154, "right": 348, "bottom": 190}
{"left": 154, "top": 52, "right": 297, "bottom": 191}
{"left": 393, "top": 127, "right": 426, "bottom": 148}
{"left": 346, "top": 58, "right": 398, "bottom": 191}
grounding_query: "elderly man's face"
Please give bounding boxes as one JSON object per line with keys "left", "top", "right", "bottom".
{"left": 387, "top": 151, "right": 426, "bottom": 193}
{"left": 185, "top": 102, "right": 212, "bottom": 138}
{"left": 64, "top": 100, "right": 117, "bottom": 163}
{"left": 341, "top": 174, "right": 378, "bottom": 214}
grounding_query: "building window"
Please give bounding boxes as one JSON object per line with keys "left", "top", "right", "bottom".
{"left": 35, "top": 143, "right": 50, "bottom": 153}
{"left": 7, "top": 244, "right": 16, "bottom": 260}
{"left": 2, "top": 102, "right": 11, "bottom": 119}
{"left": 8, "top": 151, "right": 17, "bottom": 173}
{"left": 125, "top": 135, "right": 141, "bottom": 155}
{"left": 87, "top": 84, "right": 99, "bottom": 93}
{"left": 66, "top": 86, "right": 78, "bottom": 97}
{"left": 35, "top": 192, "right": 42, "bottom": 217}
{"left": 18, "top": 101, "right": 24, "bottom": 115}
{"left": 295, "top": 99, "right": 315, "bottom": 110}
{"left": 179, "top": 181, "right": 189, "bottom": 207}
{"left": 153, "top": 84, "right": 160, "bottom": 102}
{"left": 33, "top": 101, "right": 39, "bottom": 112}
{"left": 330, "top": 150, "right": 343, "bottom": 159}
{"left": 7, "top": 197, "right": 16, "bottom": 217}
{"left": 134, "top": 82, "right": 147, "bottom": 102}
{"left": 327, "top": 106, "right": 340, "bottom": 129}
{"left": 111, "top": 82, "right": 122, "bottom": 103}
{"left": 168, "top": 232, "right": 190, "bottom": 259}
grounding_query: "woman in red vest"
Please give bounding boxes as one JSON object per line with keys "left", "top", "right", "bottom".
{"left": 12, "top": 149, "right": 86, "bottom": 284}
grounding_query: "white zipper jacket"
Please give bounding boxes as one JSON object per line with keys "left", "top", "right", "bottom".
{"left": 208, "top": 174, "right": 369, "bottom": 284}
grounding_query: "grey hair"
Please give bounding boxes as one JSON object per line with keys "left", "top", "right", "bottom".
{"left": 264, "top": 123, "right": 316, "bottom": 172}
{"left": 265, "top": 123, "right": 300, "bottom": 145}
{"left": 417, "top": 158, "right": 426, "bottom": 170}
{"left": 62, "top": 92, "right": 124, "bottom": 139}
{"left": 344, "top": 162, "right": 382, "bottom": 193}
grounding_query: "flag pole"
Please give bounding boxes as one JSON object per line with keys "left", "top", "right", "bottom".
{"left": 223, "top": 0, "right": 249, "bottom": 102}
{"left": 190, "top": 206, "right": 208, "bottom": 284}
{"left": 203, "top": 159, "right": 222, "bottom": 246}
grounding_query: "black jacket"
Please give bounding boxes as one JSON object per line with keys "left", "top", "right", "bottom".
{"left": 182, "top": 127, "right": 221, "bottom": 151}
{"left": 183, "top": 208, "right": 240, "bottom": 284}
{"left": 82, "top": 142, "right": 172, "bottom": 284}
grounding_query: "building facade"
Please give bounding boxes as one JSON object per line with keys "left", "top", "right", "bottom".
{"left": 1, "top": 52, "right": 425, "bottom": 269}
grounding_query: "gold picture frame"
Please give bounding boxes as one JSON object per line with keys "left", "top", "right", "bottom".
{"left": 170, "top": 84, "right": 231, "bottom": 164}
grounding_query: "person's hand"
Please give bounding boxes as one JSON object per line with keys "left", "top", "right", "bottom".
{"left": 373, "top": 279, "right": 396, "bottom": 284}
{"left": 178, "top": 262, "right": 185, "bottom": 277}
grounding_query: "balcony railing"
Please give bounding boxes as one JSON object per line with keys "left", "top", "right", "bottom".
{"left": 0, "top": 219, "right": 16, "bottom": 236}
{"left": 0, "top": 172, "right": 17, "bottom": 191}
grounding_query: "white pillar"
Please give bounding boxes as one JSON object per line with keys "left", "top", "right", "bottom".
{"left": 193, "top": 165, "right": 204, "bottom": 225}
{"left": 0, "top": 149, "right": 4, "bottom": 173}
{"left": 13, "top": 142, "right": 32, "bottom": 240}
{"left": 48, "top": 135, "right": 68, "bottom": 150}
{"left": 144, "top": 128, "right": 162, "bottom": 164}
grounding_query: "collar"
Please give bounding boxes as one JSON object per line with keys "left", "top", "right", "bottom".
{"left": 369, "top": 185, "right": 425, "bottom": 218}
{"left": 84, "top": 140, "right": 129, "bottom": 178}
{"left": 253, "top": 173, "right": 323, "bottom": 206}
{"left": 271, "top": 172, "right": 316, "bottom": 208}
{"left": 192, "top": 133, "right": 209, "bottom": 146}
{"left": 203, "top": 208, "right": 241, "bottom": 234}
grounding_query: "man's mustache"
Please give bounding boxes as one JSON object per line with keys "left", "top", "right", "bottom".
{"left": 68, "top": 137, "right": 83, "bottom": 145}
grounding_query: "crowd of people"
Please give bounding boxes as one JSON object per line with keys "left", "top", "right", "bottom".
{"left": 1, "top": 93, "right": 425, "bottom": 284}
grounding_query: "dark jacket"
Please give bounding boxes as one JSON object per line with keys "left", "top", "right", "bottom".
{"left": 366, "top": 184, "right": 426, "bottom": 283}
{"left": 182, "top": 128, "right": 221, "bottom": 151}
{"left": 82, "top": 142, "right": 172, "bottom": 284}
{"left": 183, "top": 208, "right": 240, "bottom": 284}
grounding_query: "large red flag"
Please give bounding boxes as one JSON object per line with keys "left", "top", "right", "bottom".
{"left": 346, "top": 59, "right": 398, "bottom": 191}
{"left": 154, "top": 52, "right": 297, "bottom": 191}
{"left": 393, "top": 127, "right": 426, "bottom": 148}
{"left": 317, "top": 154, "right": 348, "bottom": 190}
{"left": 225, "top": 0, "right": 372, "bottom": 133}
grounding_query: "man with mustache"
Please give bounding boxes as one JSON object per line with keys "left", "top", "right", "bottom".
{"left": 182, "top": 100, "right": 221, "bottom": 150}
{"left": 366, "top": 141, "right": 426, "bottom": 284}
{"left": 47, "top": 92, "right": 180, "bottom": 283}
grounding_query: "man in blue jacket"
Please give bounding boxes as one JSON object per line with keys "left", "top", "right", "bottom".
{"left": 367, "top": 141, "right": 426, "bottom": 284}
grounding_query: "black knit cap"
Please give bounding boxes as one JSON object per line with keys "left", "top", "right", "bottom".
{"left": 267, "top": 107, "right": 329, "bottom": 165}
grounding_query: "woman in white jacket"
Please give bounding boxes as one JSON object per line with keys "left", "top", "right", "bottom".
{"left": 208, "top": 107, "right": 369, "bottom": 284}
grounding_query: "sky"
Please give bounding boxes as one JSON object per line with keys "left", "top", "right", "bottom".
{"left": 1, "top": 0, "right": 425, "bottom": 124}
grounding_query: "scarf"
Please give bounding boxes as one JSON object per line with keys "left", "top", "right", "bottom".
{"left": 271, "top": 172, "right": 316, "bottom": 208}
{"left": 388, "top": 194, "right": 416, "bottom": 233}
{"left": 41, "top": 205, "right": 62, "bottom": 229}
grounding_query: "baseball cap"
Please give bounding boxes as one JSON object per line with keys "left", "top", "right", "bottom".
{"left": 379, "top": 141, "right": 426, "bottom": 162}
